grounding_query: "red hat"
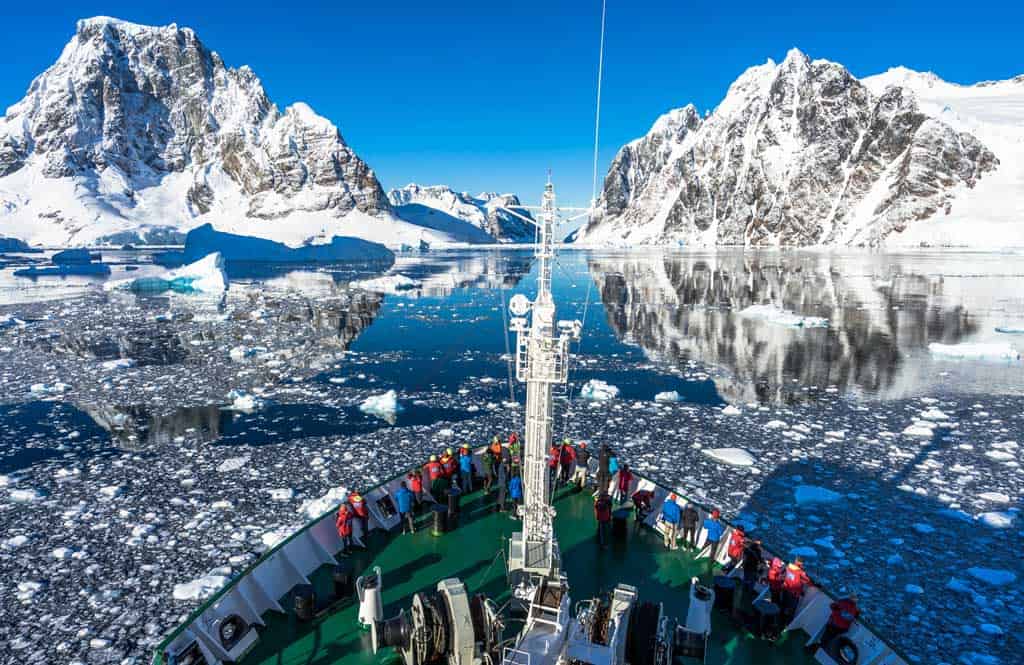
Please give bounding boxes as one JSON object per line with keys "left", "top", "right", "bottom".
{"left": 711, "top": 509, "right": 720, "bottom": 518}
{"left": 668, "top": 492, "right": 677, "bottom": 500}
{"left": 579, "top": 441, "right": 587, "bottom": 448}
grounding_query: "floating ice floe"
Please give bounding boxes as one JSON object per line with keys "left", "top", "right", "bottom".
{"left": 106, "top": 252, "right": 227, "bottom": 294}
{"left": 654, "top": 390, "right": 682, "bottom": 403}
{"left": 580, "top": 379, "right": 620, "bottom": 401}
{"left": 928, "top": 342, "right": 1021, "bottom": 361}
{"left": 966, "top": 567, "right": 1017, "bottom": 586}
{"left": 225, "top": 390, "right": 264, "bottom": 413}
{"left": 765, "top": 420, "right": 788, "bottom": 429}
{"left": 902, "top": 422, "right": 935, "bottom": 437}
{"left": 360, "top": 390, "right": 402, "bottom": 421}
{"left": 172, "top": 571, "right": 231, "bottom": 601}
{"left": 738, "top": 304, "right": 828, "bottom": 328}
{"left": 100, "top": 358, "right": 136, "bottom": 371}
{"left": 701, "top": 448, "right": 756, "bottom": 467}
{"left": 268, "top": 488, "right": 295, "bottom": 501}
{"left": 794, "top": 485, "right": 843, "bottom": 506}
{"left": 721, "top": 404, "right": 741, "bottom": 416}
{"left": 789, "top": 546, "right": 818, "bottom": 559}
{"left": 3, "top": 535, "right": 29, "bottom": 549}
{"left": 29, "top": 382, "right": 70, "bottom": 394}
{"left": 977, "top": 491, "right": 1011, "bottom": 503}
{"left": 216, "top": 455, "right": 250, "bottom": 473}
{"left": 299, "top": 486, "right": 348, "bottom": 519}
{"left": 9, "top": 488, "right": 45, "bottom": 502}
{"left": 351, "top": 274, "right": 421, "bottom": 294}
{"left": 977, "top": 512, "right": 1016, "bottom": 529}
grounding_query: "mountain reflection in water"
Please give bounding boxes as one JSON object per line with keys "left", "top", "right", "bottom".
{"left": 588, "top": 251, "right": 1024, "bottom": 403}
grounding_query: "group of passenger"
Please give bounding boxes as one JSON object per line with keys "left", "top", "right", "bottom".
{"left": 336, "top": 437, "right": 860, "bottom": 653}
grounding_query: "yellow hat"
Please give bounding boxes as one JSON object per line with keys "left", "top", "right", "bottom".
{"left": 446, "top": 447, "right": 453, "bottom": 455}
{"left": 430, "top": 454, "right": 438, "bottom": 461}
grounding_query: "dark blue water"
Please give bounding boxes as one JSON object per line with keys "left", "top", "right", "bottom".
{"left": 0, "top": 401, "right": 114, "bottom": 473}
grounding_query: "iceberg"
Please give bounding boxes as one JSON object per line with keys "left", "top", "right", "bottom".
{"left": 51, "top": 248, "right": 101, "bottom": 264}
{"left": 106, "top": 252, "right": 227, "bottom": 294}
{"left": 654, "top": 390, "right": 682, "bottom": 403}
{"left": 928, "top": 342, "right": 1020, "bottom": 361}
{"left": 157, "top": 223, "right": 395, "bottom": 265}
{"left": 360, "top": 390, "right": 402, "bottom": 421}
{"left": 701, "top": 447, "right": 756, "bottom": 467}
{"left": 580, "top": 379, "right": 620, "bottom": 401}
{"left": 224, "top": 391, "right": 264, "bottom": 413}
{"left": 351, "top": 274, "right": 421, "bottom": 294}
{"left": 739, "top": 304, "right": 829, "bottom": 328}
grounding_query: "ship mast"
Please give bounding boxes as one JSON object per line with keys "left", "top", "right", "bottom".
{"left": 505, "top": 177, "right": 582, "bottom": 580}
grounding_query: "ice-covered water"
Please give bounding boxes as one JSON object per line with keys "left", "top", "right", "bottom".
{"left": 0, "top": 248, "right": 1022, "bottom": 664}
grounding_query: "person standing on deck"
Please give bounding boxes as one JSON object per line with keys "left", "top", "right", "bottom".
{"left": 425, "top": 455, "right": 445, "bottom": 502}
{"left": 481, "top": 446, "right": 496, "bottom": 494}
{"left": 741, "top": 539, "right": 764, "bottom": 595}
{"left": 440, "top": 448, "right": 457, "bottom": 480}
{"left": 594, "top": 492, "right": 613, "bottom": 548}
{"left": 767, "top": 557, "right": 785, "bottom": 606}
{"left": 559, "top": 439, "right": 576, "bottom": 487}
{"left": 489, "top": 436, "right": 503, "bottom": 458}
{"left": 681, "top": 502, "right": 700, "bottom": 550}
{"left": 632, "top": 489, "right": 654, "bottom": 532}
{"left": 406, "top": 470, "right": 423, "bottom": 511}
{"left": 547, "top": 443, "right": 560, "bottom": 490}
{"left": 596, "top": 444, "right": 611, "bottom": 497}
{"left": 781, "top": 557, "right": 811, "bottom": 620}
{"left": 660, "top": 493, "right": 681, "bottom": 549}
{"left": 572, "top": 442, "right": 591, "bottom": 489}
{"left": 495, "top": 457, "right": 509, "bottom": 512}
{"left": 702, "top": 509, "right": 725, "bottom": 570}
{"left": 348, "top": 491, "right": 370, "bottom": 544}
{"left": 608, "top": 451, "right": 620, "bottom": 497}
{"left": 458, "top": 444, "right": 473, "bottom": 494}
{"left": 723, "top": 525, "right": 746, "bottom": 572}
{"left": 394, "top": 481, "right": 415, "bottom": 534}
{"left": 509, "top": 472, "right": 523, "bottom": 517}
{"left": 336, "top": 504, "right": 353, "bottom": 553}
{"left": 613, "top": 464, "right": 634, "bottom": 504}
{"left": 807, "top": 594, "right": 860, "bottom": 653}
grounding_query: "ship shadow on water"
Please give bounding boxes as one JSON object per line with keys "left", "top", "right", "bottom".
{"left": 716, "top": 453, "right": 1023, "bottom": 657}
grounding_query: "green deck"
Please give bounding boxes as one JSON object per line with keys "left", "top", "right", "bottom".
{"left": 239, "top": 484, "right": 813, "bottom": 665}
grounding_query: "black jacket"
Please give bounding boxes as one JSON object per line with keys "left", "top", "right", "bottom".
{"left": 682, "top": 506, "right": 700, "bottom": 527}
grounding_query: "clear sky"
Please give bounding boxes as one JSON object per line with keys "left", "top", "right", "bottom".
{"left": 2, "top": 1, "right": 1022, "bottom": 205}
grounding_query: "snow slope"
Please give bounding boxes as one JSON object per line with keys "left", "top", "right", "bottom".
{"left": 0, "top": 18, "right": 492, "bottom": 249}
{"left": 575, "top": 50, "right": 1019, "bottom": 248}
{"left": 861, "top": 69, "right": 1024, "bottom": 248}
{"left": 388, "top": 184, "right": 535, "bottom": 242}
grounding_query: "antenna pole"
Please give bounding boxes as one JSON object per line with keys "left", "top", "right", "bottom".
{"left": 590, "top": 0, "right": 607, "bottom": 209}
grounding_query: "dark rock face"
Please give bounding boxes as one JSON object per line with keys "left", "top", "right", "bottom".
{"left": 0, "top": 17, "right": 390, "bottom": 240}
{"left": 580, "top": 50, "right": 998, "bottom": 247}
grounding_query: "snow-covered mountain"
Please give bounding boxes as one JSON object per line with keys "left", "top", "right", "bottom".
{"left": 388, "top": 184, "right": 535, "bottom": 242}
{"left": 0, "top": 17, "right": 490, "bottom": 248}
{"left": 575, "top": 49, "right": 1022, "bottom": 248}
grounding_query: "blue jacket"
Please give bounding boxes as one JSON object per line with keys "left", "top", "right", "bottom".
{"left": 703, "top": 517, "right": 724, "bottom": 543}
{"left": 394, "top": 487, "right": 413, "bottom": 514}
{"left": 509, "top": 476, "right": 523, "bottom": 500}
{"left": 459, "top": 454, "right": 473, "bottom": 473}
{"left": 609, "top": 457, "right": 619, "bottom": 475}
{"left": 661, "top": 500, "right": 681, "bottom": 524}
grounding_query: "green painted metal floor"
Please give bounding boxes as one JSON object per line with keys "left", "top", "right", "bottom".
{"left": 239, "top": 485, "right": 812, "bottom": 665}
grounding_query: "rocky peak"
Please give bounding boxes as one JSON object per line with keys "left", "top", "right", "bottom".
{"left": 388, "top": 184, "right": 535, "bottom": 242}
{"left": 0, "top": 16, "right": 389, "bottom": 246}
{"left": 578, "top": 50, "right": 998, "bottom": 247}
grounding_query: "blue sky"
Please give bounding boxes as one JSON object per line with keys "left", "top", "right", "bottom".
{"left": 2, "top": 1, "right": 1022, "bottom": 205}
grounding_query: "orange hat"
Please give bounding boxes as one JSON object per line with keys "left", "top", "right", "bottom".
{"left": 579, "top": 442, "right": 587, "bottom": 448}
{"left": 668, "top": 492, "right": 677, "bottom": 500}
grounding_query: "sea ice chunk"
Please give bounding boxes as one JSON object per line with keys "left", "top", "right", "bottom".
{"left": 580, "top": 379, "right": 620, "bottom": 401}
{"left": 172, "top": 572, "right": 230, "bottom": 601}
{"left": 360, "top": 390, "right": 402, "bottom": 420}
{"left": 654, "top": 390, "right": 681, "bottom": 403}
{"left": 352, "top": 274, "right": 421, "bottom": 294}
{"left": 702, "top": 448, "right": 756, "bottom": 467}
{"left": 106, "top": 252, "right": 227, "bottom": 294}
